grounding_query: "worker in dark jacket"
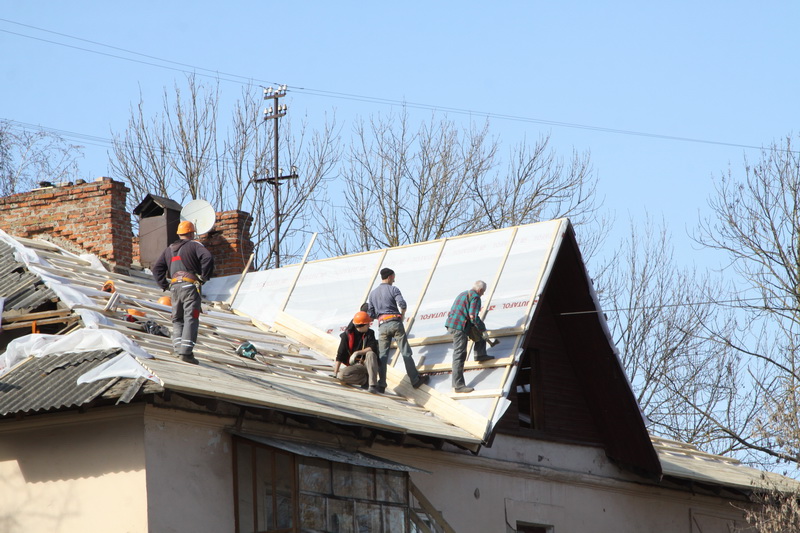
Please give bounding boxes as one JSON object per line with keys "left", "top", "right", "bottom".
{"left": 334, "top": 311, "right": 380, "bottom": 393}
{"left": 152, "top": 220, "right": 214, "bottom": 364}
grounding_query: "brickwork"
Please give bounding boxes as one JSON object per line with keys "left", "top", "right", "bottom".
{"left": 199, "top": 211, "right": 255, "bottom": 277}
{"left": 0, "top": 178, "right": 133, "bottom": 270}
{"left": 0, "top": 179, "right": 253, "bottom": 278}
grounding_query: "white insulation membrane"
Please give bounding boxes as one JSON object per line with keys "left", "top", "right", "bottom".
{"left": 205, "top": 219, "right": 567, "bottom": 426}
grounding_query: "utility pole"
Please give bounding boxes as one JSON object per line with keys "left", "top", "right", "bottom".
{"left": 254, "top": 85, "right": 298, "bottom": 268}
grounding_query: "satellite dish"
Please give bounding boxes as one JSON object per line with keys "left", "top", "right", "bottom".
{"left": 181, "top": 199, "right": 216, "bottom": 235}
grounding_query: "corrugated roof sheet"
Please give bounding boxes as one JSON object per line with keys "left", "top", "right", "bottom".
{"left": 232, "top": 432, "right": 425, "bottom": 472}
{"left": 0, "top": 349, "right": 121, "bottom": 416}
{"left": 0, "top": 239, "right": 57, "bottom": 312}
{"left": 654, "top": 436, "right": 800, "bottom": 493}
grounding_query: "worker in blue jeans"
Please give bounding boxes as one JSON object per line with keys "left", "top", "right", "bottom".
{"left": 367, "top": 268, "right": 429, "bottom": 392}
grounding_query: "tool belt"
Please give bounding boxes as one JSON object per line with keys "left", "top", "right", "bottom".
{"left": 170, "top": 271, "right": 200, "bottom": 284}
{"left": 378, "top": 314, "right": 402, "bottom": 325}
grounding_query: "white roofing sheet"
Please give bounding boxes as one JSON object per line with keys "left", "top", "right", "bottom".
{"left": 205, "top": 219, "right": 568, "bottom": 435}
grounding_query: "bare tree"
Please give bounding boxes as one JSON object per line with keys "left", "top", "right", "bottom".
{"left": 110, "top": 74, "right": 218, "bottom": 207}
{"left": 0, "top": 120, "right": 82, "bottom": 195}
{"left": 693, "top": 135, "right": 800, "bottom": 471}
{"left": 596, "top": 217, "right": 745, "bottom": 456}
{"left": 479, "top": 137, "right": 606, "bottom": 257}
{"left": 743, "top": 488, "right": 800, "bottom": 532}
{"left": 316, "top": 108, "right": 603, "bottom": 257}
{"left": 110, "top": 76, "right": 340, "bottom": 269}
{"left": 246, "top": 112, "right": 341, "bottom": 269}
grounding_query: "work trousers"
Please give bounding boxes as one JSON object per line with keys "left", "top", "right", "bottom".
{"left": 337, "top": 351, "right": 379, "bottom": 387}
{"left": 449, "top": 327, "right": 487, "bottom": 388}
{"left": 449, "top": 327, "right": 469, "bottom": 388}
{"left": 170, "top": 281, "right": 202, "bottom": 356}
{"left": 377, "top": 319, "right": 419, "bottom": 388}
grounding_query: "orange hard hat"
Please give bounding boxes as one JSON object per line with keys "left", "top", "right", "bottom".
{"left": 127, "top": 308, "right": 146, "bottom": 318}
{"left": 177, "top": 220, "right": 196, "bottom": 235}
{"left": 353, "top": 311, "right": 372, "bottom": 325}
{"left": 157, "top": 296, "right": 172, "bottom": 306}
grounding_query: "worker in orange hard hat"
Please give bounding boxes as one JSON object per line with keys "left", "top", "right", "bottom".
{"left": 333, "top": 309, "right": 380, "bottom": 393}
{"left": 151, "top": 217, "right": 215, "bottom": 365}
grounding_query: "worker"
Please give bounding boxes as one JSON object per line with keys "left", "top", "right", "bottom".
{"left": 334, "top": 311, "right": 380, "bottom": 393}
{"left": 367, "top": 268, "right": 429, "bottom": 391}
{"left": 445, "top": 280, "right": 496, "bottom": 393}
{"left": 152, "top": 220, "right": 215, "bottom": 364}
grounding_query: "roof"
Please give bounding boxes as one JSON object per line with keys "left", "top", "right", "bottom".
{"left": 654, "top": 436, "right": 800, "bottom": 494}
{"left": 0, "top": 228, "right": 479, "bottom": 447}
{"left": 205, "top": 221, "right": 571, "bottom": 437}
{"left": 0, "top": 222, "right": 795, "bottom": 494}
{"left": 132, "top": 194, "right": 183, "bottom": 217}
{"left": 0, "top": 349, "right": 122, "bottom": 416}
{"left": 203, "top": 219, "right": 657, "bottom": 471}
{"left": 0, "top": 239, "right": 58, "bottom": 313}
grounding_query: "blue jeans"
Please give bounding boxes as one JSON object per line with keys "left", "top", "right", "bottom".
{"left": 377, "top": 319, "right": 419, "bottom": 387}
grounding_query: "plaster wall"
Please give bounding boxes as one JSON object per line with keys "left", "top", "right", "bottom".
{"left": 0, "top": 408, "right": 148, "bottom": 533}
{"left": 372, "top": 435, "right": 747, "bottom": 533}
{"left": 143, "top": 406, "right": 235, "bottom": 533}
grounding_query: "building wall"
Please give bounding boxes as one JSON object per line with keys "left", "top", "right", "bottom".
{"left": 143, "top": 406, "right": 236, "bottom": 533}
{"left": 0, "top": 402, "right": 748, "bottom": 532}
{"left": 371, "top": 435, "right": 748, "bottom": 533}
{"left": 0, "top": 407, "right": 148, "bottom": 533}
{"left": 137, "top": 408, "right": 750, "bottom": 533}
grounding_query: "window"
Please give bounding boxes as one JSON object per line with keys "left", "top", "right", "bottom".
{"left": 234, "top": 439, "right": 296, "bottom": 532}
{"left": 233, "top": 436, "right": 412, "bottom": 533}
{"left": 517, "top": 523, "right": 552, "bottom": 533}
{"left": 516, "top": 348, "right": 544, "bottom": 430}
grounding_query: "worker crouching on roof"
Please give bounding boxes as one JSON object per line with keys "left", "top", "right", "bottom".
{"left": 334, "top": 311, "right": 381, "bottom": 393}
{"left": 152, "top": 220, "right": 215, "bottom": 365}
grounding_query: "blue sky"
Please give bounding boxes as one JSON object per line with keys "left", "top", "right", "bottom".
{"left": 2, "top": 2, "right": 798, "bottom": 269}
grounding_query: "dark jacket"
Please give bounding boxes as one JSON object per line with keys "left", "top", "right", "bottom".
{"left": 152, "top": 239, "right": 215, "bottom": 290}
{"left": 336, "top": 322, "right": 378, "bottom": 365}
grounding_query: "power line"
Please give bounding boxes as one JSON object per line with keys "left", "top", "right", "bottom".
{"left": 561, "top": 296, "right": 773, "bottom": 316}
{"left": 0, "top": 18, "right": 792, "bottom": 154}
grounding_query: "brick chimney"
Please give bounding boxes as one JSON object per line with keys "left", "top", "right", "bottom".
{"left": 199, "top": 211, "right": 254, "bottom": 277}
{"left": 0, "top": 179, "right": 255, "bottom": 279}
{"left": 0, "top": 178, "right": 133, "bottom": 270}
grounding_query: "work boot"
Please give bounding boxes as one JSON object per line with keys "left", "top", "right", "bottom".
{"left": 474, "top": 355, "right": 495, "bottom": 363}
{"left": 180, "top": 354, "right": 200, "bottom": 365}
{"left": 412, "top": 375, "right": 430, "bottom": 389}
{"left": 454, "top": 385, "right": 474, "bottom": 393}
{"left": 368, "top": 386, "right": 381, "bottom": 394}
